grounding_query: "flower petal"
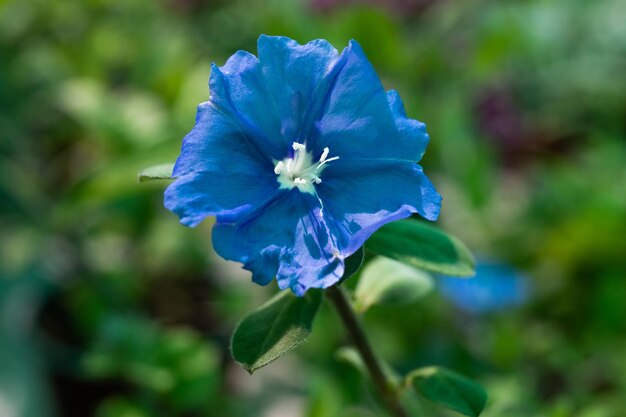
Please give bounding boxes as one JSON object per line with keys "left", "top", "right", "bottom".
{"left": 318, "top": 159, "right": 442, "bottom": 255}
{"left": 386, "top": 89, "right": 430, "bottom": 162}
{"left": 165, "top": 102, "right": 279, "bottom": 226}
{"left": 256, "top": 35, "right": 340, "bottom": 141}
{"left": 171, "top": 101, "right": 271, "bottom": 176}
{"left": 312, "top": 41, "right": 427, "bottom": 161}
{"left": 209, "top": 51, "right": 287, "bottom": 160}
{"left": 212, "top": 190, "right": 345, "bottom": 296}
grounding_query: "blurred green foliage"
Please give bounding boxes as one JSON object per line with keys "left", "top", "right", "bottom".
{"left": 0, "top": 0, "right": 625, "bottom": 416}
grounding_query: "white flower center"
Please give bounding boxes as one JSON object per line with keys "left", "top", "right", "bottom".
{"left": 273, "top": 142, "right": 339, "bottom": 194}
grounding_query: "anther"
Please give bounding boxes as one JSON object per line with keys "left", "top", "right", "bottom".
{"left": 320, "top": 147, "right": 329, "bottom": 163}
{"left": 292, "top": 142, "right": 306, "bottom": 151}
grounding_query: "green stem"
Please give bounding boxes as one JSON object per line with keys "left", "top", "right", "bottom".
{"left": 327, "top": 285, "right": 409, "bottom": 417}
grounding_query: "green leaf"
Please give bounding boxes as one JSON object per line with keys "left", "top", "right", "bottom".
{"left": 138, "top": 163, "right": 175, "bottom": 182}
{"left": 339, "top": 246, "right": 365, "bottom": 284}
{"left": 354, "top": 257, "right": 433, "bottom": 312}
{"left": 231, "top": 290, "right": 322, "bottom": 373}
{"left": 335, "top": 347, "right": 400, "bottom": 386}
{"left": 366, "top": 220, "right": 475, "bottom": 277}
{"left": 336, "top": 346, "right": 367, "bottom": 376}
{"left": 406, "top": 367, "right": 487, "bottom": 417}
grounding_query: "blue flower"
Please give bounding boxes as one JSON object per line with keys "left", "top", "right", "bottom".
{"left": 165, "top": 35, "right": 441, "bottom": 296}
{"left": 438, "top": 262, "right": 531, "bottom": 314}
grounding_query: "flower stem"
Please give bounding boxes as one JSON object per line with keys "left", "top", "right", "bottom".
{"left": 326, "top": 285, "right": 409, "bottom": 417}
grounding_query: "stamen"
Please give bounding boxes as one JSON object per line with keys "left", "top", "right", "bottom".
{"left": 274, "top": 143, "right": 338, "bottom": 194}
{"left": 292, "top": 142, "right": 306, "bottom": 151}
{"left": 320, "top": 147, "right": 329, "bottom": 162}
{"left": 317, "top": 155, "right": 339, "bottom": 170}
{"left": 317, "top": 195, "right": 325, "bottom": 217}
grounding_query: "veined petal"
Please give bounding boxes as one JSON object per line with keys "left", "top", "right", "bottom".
{"left": 209, "top": 51, "right": 287, "bottom": 160}
{"left": 318, "top": 159, "right": 442, "bottom": 255}
{"left": 257, "top": 35, "right": 340, "bottom": 141}
{"left": 311, "top": 40, "right": 427, "bottom": 161}
{"left": 165, "top": 102, "right": 279, "bottom": 226}
{"left": 171, "top": 101, "right": 272, "bottom": 177}
{"left": 212, "top": 190, "right": 345, "bottom": 295}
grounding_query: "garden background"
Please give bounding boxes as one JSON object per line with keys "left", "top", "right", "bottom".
{"left": 1, "top": 0, "right": 625, "bottom": 416}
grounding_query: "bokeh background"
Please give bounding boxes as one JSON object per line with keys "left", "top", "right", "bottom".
{"left": 1, "top": 0, "right": 625, "bottom": 416}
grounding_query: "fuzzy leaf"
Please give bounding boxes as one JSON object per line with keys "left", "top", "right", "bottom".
{"left": 354, "top": 257, "right": 433, "bottom": 312}
{"left": 138, "top": 163, "right": 174, "bottom": 182}
{"left": 231, "top": 290, "right": 322, "bottom": 373}
{"left": 367, "top": 220, "right": 475, "bottom": 277}
{"left": 406, "top": 367, "right": 487, "bottom": 417}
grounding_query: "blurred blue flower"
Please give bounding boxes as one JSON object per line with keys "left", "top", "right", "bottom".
{"left": 438, "top": 262, "right": 531, "bottom": 314}
{"left": 165, "top": 35, "right": 440, "bottom": 295}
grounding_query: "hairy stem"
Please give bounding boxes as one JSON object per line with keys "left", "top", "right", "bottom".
{"left": 327, "top": 285, "right": 409, "bottom": 417}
